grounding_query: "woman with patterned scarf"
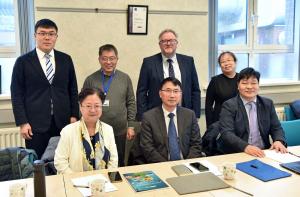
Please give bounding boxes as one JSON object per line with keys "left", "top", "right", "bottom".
{"left": 54, "top": 88, "right": 118, "bottom": 174}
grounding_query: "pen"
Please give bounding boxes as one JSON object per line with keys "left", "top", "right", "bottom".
{"left": 231, "top": 186, "right": 254, "bottom": 196}
{"left": 250, "top": 164, "right": 258, "bottom": 169}
{"left": 288, "top": 151, "right": 300, "bottom": 158}
{"left": 73, "top": 184, "right": 89, "bottom": 188}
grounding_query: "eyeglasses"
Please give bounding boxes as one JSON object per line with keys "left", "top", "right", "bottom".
{"left": 161, "top": 89, "right": 182, "bottom": 94}
{"left": 36, "top": 32, "right": 57, "bottom": 38}
{"left": 100, "top": 56, "right": 117, "bottom": 62}
{"left": 159, "top": 39, "right": 178, "bottom": 45}
{"left": 81, "top": 105, "right": 102, "bottom": 111}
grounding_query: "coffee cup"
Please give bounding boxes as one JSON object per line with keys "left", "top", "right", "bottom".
{"left": 90, "top": 179, "right": 105, "bottom": 197}
{"left": 9, "top": 183, "right": 26, "bottom": 197}
{"left": 222, "top": 163, "right": 236, "bottom": 180}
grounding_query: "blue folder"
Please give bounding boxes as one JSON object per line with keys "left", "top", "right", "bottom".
{"left": 236, "top": 159, "right": 291, "bottom": 182}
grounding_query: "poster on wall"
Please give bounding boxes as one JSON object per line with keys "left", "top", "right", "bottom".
{"left": 127, "top": 5, "right": 148, "bottom": 35}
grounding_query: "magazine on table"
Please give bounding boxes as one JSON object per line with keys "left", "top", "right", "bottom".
{"left": 123, "top": 170, "right": 168, "bottom": 192}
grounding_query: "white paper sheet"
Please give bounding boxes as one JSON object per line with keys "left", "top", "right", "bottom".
{"left": 184, "top": 160, "right": 222, "bottom": 176}
{"left": 71, "top": 174, "right": 117, "bottom": 196}
{"left": 264, "top": 149, "right": 300, "bottom": 163}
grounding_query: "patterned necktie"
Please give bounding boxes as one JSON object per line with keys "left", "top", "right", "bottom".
{"left": 168, "top": 113, "right": 181, "bottom": 160}
{"left": 45, "top": 54, "right": 54, "bottom": 84}
{"left": 248, "top": 102, "right": 264, "bottom": 148}
{"left": 167, "top": 59, "right": 175, "bottom": 78}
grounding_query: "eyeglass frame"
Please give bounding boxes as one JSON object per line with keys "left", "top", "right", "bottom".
{"left": 159, "top": 39, "right": 178, "bottom": 45}
{"left": 81, "top": 104, "right": 102, "bottom": 111}
{"left": 99, "top": 56, "right": 118, "bottom": 62}
{"left": 36, "top": 32, "right": 58, "bottom": 38}
{"left": 160, "top": 89, "right": 182, "bottom": 94}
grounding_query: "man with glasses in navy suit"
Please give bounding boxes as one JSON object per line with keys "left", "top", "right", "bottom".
{"left": 11, "top": 19, "right": 79, "bottom": 158}
{"left": 136, "top": 29, "right": 201, "bottom": 121}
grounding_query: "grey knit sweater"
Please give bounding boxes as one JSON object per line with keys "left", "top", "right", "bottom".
{"left": 83, "top": 69, "right": 136, "bottom": 136}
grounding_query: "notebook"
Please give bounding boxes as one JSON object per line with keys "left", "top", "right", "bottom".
{"left": 166, "top": 172, "right": 229, "bottom": 195}
{"left": 280, "top": 161, "right": 300, "bottom": 174}
{"left": 236, "top": 159, "right": 292, "bottom": 182}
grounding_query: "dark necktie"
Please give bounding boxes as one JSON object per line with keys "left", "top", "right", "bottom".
{"left": 167, "top": 59, "right": 175, "bottom": 78}
{"left": 168, "top": 113, "right": 181, "bottom": 160}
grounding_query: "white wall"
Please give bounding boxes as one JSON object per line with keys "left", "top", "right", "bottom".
{"left": 35, "top": 0, "right": 209, "bottom": 93}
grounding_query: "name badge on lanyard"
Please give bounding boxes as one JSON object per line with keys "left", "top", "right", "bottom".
{"left": 101, "top": 71, "right": 114, "bottom": 107}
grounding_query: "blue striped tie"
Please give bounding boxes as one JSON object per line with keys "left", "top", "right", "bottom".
{"left": 168, "top": 113, "right": 181, "bottom": 160}
{"left": 45, "top": 54, "right": 54, "bottom": 84}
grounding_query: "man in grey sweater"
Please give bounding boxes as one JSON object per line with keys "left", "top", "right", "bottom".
{"left": 83, "top": 44, "right": 136, "bottom": 166}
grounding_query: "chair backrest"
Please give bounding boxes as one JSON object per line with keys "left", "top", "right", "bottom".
{"left": 0, "top": 147, "right": 38, "bottom": 181}
{"left": 284, "top": 106, "right": 296, "bottom": 121}
{"left": 281, "top": 119, "right": 300, "bottom": 146}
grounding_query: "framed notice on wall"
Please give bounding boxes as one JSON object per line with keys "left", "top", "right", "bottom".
{"left": 127, "top": 5, "right": 148, "bottom": 35}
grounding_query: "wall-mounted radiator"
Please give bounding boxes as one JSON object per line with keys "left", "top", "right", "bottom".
{"left": 0, "top": 127, "right": 25, "bottom": 148}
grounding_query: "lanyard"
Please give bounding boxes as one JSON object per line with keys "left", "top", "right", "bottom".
{"left": 101, "top": 70, "right": 115, "bottom": 95}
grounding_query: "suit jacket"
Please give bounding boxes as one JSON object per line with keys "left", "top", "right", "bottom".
{"left": 11, "top": 49, "right": 79, "bottom": 133}
{"left": 218, "top": 95, "right": 286, "bottom": 154}
{"left": 140, "top": 106, "right": 203, "bottom": 163}
{"left": 136, "top": 53, "right": 201, "bottom": 121}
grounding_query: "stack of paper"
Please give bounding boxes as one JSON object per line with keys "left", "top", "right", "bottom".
{"left": 71, "top": 174, "right": 117, "bottom": 197}
{"left": 264, "top": 149, "right": 300, "bottom": 163}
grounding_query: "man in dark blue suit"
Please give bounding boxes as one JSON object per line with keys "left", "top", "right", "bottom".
{"left": 136, "top": 29, "right": 201, "bottom": 121}
{"left": 11, "top": 19, "right": 79, "bottom": 158}
{"left": 218, "top": 68, "right": 287, "bottom": 157}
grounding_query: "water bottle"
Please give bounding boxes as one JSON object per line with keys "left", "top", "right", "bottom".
{"left": 33, "top": 160, "right": 46, "bottom": 197}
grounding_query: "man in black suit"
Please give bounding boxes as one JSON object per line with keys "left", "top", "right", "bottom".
{"left": 136, "top": 29, "right": 201, "bottom": 121}
{"left": 11, "top": 19, "right": 79, "bottom": 158}
{"left": 218, "top": 67, "right": 287, "bottom": 157}
{"left": 140, "top": 77, "right": 203, "bottom": 163}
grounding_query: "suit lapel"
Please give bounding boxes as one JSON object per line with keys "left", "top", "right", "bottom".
{"left": 176, "top": 107, "right": 184, "bottom": 141}
{"left": 155, "top": 107, "right": 169, "bottom": 151}
{"left": 237, "top": 96, "right": 250, "bottom": 134}
{"left": 29, "top": 50, "right": 49, "bottom": 82}
{"left": 177, "top": 54, "right": 186, "bottom": 87}
{"left": 53, "top": 50, "right": 61, "bottom": 84}
{"left": 155, "top": 54, "right": 164, "bottom": 81}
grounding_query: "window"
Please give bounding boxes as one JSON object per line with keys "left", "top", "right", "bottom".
{"left": 0, "top": 0, "right": 19, "bottom": 94}
{"left": 212, "top": 0, "right": 300, "bottom": 83}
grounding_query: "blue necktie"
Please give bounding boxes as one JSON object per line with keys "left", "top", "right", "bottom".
{"left": 168, "top": 113, "right": 181, "bottom": 160}
{"left": 167, "top": 59, "right": 175, "bottom": 78}
{"left": 45, "top": 54, "right": 54, "bottom": 84}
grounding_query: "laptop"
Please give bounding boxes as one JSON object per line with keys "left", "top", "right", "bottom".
{"left": 280, "top": 161, "right": 300, "bottom": 174}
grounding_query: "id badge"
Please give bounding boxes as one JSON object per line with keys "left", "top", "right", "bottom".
{"left": 103, "top": 99, "right": 110, "bottom": 107}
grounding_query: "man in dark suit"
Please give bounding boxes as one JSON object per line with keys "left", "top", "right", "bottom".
{"left": 136, "top": 29, "right": 201, "bottom": 121}
{"left": 11, "top": 19, "right": 79, "bottom": 158}
{"left": 140, "top": 77, "right": 203, "bottom": 163}
{"left": 218, "top": 67, "right": 287, "bottom": 157}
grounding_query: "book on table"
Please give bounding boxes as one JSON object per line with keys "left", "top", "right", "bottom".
{"left": 123, "top": 170, "right": 168, "bottom": 192}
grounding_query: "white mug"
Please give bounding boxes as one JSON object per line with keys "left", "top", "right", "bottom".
{"left": 90, "top": 179, "right": 105, "bottom": 197}
{"left": 9, "top": 183, "right": 26, "bottom": 197}
{"left": 222, "top": 163, "right": 236, "bottom": 180}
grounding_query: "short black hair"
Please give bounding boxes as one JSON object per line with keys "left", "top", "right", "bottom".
{"left": 35, "top": 19, "right": 58, "bottom": 32}
{"left": 218, "top": 51, "right": 237, "bottom": 65}
{"left": 78, "top": 88, "right": 105, "bottom": 104}
{"left": 160, "top": 77, "right": 182, "bottom": 90}
{"left": 98, "top": 44, "right": 118, "bottom": 57}
{"left": 237, "top": 67, "right": 260, "bottom": 83}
